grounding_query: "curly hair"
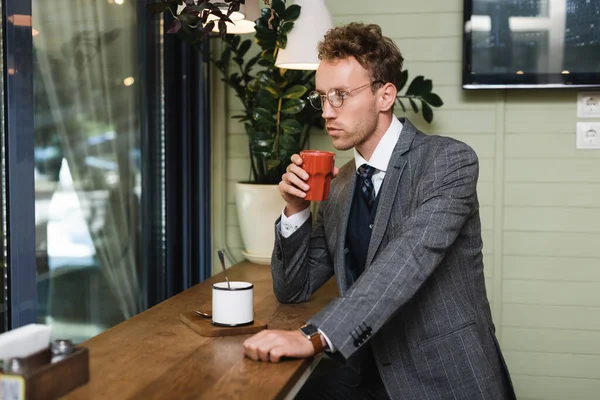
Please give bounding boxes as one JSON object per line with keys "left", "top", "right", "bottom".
{"left": 317, "top": 23, "right": 404, "bottom": 90}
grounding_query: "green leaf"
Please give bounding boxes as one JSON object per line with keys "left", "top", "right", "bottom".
{"left": 422, "top": 93, "right": 444, "bottom": 107}
{"left": 397, "top": 70, "right": 408, "bottom": 93}
{"left": 408, "top": 99, "right": 419, "bottom": 114}
{"left": 258, "top": 57, "right": 275, "bottom": 67}
{"left": 281, "top": 99, "right": 306, "bottom": 114}
{"left": 421, "top": 101, "right": 434, "bottom": 123}
{"left": 220, "top": 48, "right": 231, "bottom": 66}
{"left": 280, "top": 21, "right": 294, "bottom": 36}
{"left": 237, "top": 39, "right": 252, "bottom": 58}
{"left": 251, "top": 139, "right": 274, "bottom": 155}
{"left": 420, "top": 78, "right": 433, "bottom": 95}
{"left": 266, "top": 159, "right": 281, "bottom": 171}
{"left": 271, "top": 0, "right": 286, "bottom": 17}
{"left": 409, "top": 98, "right": 418, "bottom": 113}
{"left": 264, "top": 85, "right": 280, "bottom": 97}
{"left": 253, "top": 107, "right": 274, "bottom": 123}
{"left": 146, "top": 2, "right": 170, "bottom": 14}
{"left": 276, "top": 35, "right": 288, "bottom": 50}
{"left": 257, "top": 89, "right": 278, "bottom": 110}
{"left": 405, "top": 76, "right": 425, "bottom": 96}
{"left": 231, "top": 35, "right": 241, "bottom": 49}
{"left": 279, "top": 134, "right": 299, "bottom": 152}
{"left": 260, "top": 7, "right": 272, "bottom": 19}
{"left": 244, "top": 55, "right": 260, "bottom": 75}
{"left": 283, "top": 85, "right": 307, "bottom": 99}
{"left": 397, "top": 99, "right": 407, "bottom": 113}
{"left": 280, "top": 119, "right": 302, "bottom": 135}
{"left": 284, "top": 5, "right": 301, "bottom": 21}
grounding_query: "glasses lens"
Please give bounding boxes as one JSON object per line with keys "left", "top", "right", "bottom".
{"left": 307, "top": 91, "right": 322, "bottom": 109}
{"left": 327, "top": 89, "right": 343, "bottom": 108}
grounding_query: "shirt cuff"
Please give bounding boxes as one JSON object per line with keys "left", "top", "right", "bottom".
{"left": 318, "top": 329, "right": 336, "bottom": 353}
{"left": 280, "top": 206, "right": 311, "bottom": 238}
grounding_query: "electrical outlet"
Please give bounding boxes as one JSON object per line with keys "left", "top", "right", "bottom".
{"left": 578, "top": 92, "right": 600, "bottom": 118}
{"left": 576, "top": 122, "right": 600, "bottom": 149}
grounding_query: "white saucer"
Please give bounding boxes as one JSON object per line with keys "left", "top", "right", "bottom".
{"left": 242, "top": 251, "right": 272, "bottom": 265}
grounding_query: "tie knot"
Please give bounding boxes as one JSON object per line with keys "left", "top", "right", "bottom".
{"left": 357, "top": 164, "right": 376, "bottom": 179}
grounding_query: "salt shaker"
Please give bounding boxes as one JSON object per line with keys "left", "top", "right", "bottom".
{"left": 4, "top": 357, "right": 28, "bottom": 375}
{"left": 51, "top": 339, "right": 74, "bottom": 363}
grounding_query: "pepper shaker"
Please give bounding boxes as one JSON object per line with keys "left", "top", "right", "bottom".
{"left": 51, "top": 339, "right": 74, "bottom": 363}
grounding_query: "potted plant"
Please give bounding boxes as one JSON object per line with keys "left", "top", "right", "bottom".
{"left": 148, "top": 0, "right": 444, "bottom": 263}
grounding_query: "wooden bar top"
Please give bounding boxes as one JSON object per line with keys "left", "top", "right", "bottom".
{"left": 63, "top": 262, "right": 338, "bottom": 400}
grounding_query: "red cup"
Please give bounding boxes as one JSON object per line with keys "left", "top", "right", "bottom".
{"left": 300, "top": 150, "right": 336, "bottom": 201}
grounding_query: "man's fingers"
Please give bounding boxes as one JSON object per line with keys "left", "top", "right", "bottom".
{"left": 285, "top": 172, "right": 310, "bottom": 191}
{"left": 243, "top": 331, "right": 269, "bottom": 361}
{"left": 291, "top": 154, "right": 303, "bottom": 165}
{"left": 279, "top": 179, "right": 307, "bottom": 199}
{"left": 332, "top": 167, "right": 340, "bottom": 178}
{"left": 286, "top": 163, "right": 309, "bottom": 180}
{"left": 268, "top": 347, "right": 284, "bottom": 363}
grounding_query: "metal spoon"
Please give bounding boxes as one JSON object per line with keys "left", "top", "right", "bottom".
{"left": 194, "top": 310, "right": 212, "bottom": 318}
{"left": 218, "top": 249, "right": 231, "bottom": 290}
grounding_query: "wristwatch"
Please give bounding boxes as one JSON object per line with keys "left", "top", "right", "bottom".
{"left": 299, "top": 324, "right": 326, "bottom": 354}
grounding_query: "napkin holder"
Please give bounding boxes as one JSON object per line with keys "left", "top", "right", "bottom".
{"left": 0, "top": 345, "right": 89, "bottom": 399}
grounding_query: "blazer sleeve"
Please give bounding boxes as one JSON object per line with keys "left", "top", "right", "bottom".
{"left": 271, "top": 203, "right": 335, "bottom": 304}
{"left": 308, "top": 140, "right": 480, "bottom": 359}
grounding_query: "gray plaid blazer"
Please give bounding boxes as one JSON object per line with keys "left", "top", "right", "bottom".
{"left": 272, "top": 118, "right": 516, "bottom": 399}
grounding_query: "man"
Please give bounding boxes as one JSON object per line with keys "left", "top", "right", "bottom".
{"left": 243, "top": 22, "right": 515, "bottom": 400}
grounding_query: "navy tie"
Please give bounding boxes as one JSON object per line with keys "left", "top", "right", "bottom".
{"left": 357, "top": 164, "right": 377, "bottom": 209}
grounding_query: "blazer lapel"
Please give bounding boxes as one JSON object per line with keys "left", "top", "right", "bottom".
{"left": 365, "top": 118, "right": 417, "bottom": 268}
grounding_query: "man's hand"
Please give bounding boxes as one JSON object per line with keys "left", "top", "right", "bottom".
{"left": 242, "top": 329, "right": 315, "bottom": 363}
{"left": 280, "top": 154, "right": 339, "bottom": 216}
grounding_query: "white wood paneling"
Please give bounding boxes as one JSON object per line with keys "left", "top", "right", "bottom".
{"left": 504, "top": 231, "right": 600, "bottom": 258}
{"left": 503, "top": 280, "right": 600, "bottom": 307}
{"left": 504, "top": 207, "right": 600, "bottom": 233}
{"left": 505, "top": 159, "right": 600, "bottom": 183}
{"left": 327, "top": 0, "right": 462, "bottom": 15}
{"left": 333, "top": 14, "right": 463, "bottom": 39}
{"left": 504, "top": 351, "right": 600, "bottom": 379}
{"left": 505, "top": 109, "right": 578, "bottom": 134}
{"left": 506, "top": 133, "right": 600, "bottom": 159}
{"left": 396, "top": 37, "right": 461, "bottom": 62}
{"left": 503, "top": 327, "right": 600, "bottom": 355}
{"left": 503, "top": 304, "right": 600, "bottom": 331}
{"left": 511, "top": 375, "right": 600, "bottom": 400}
{"left": 504, "top": 256, "right": 600, "bottom": 282}
{"left": 504, "top": 183, "right": 600, "bottom": 207}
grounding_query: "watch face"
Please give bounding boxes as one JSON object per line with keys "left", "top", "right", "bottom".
{"left": 300, "top": 324, "right": 319, "bottom": 337}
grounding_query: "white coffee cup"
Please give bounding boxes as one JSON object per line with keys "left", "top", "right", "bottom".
{"left": 212, "top": 281, "right": 254, "bottom": 326}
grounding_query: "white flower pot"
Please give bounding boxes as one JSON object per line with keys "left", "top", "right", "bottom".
{"left": 235, "top": 183, "right": 286, "bottom": 264}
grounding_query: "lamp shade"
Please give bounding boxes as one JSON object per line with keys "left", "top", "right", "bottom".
{"left": 275, "top": 0, "right": 333, "bottom": 70}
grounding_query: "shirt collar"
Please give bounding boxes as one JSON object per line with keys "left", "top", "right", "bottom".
{"left": 354, "top": 115, "right": 403, "bottom": 173}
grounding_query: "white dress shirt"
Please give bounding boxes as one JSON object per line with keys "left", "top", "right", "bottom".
{"left": 278, "top": 116, "right": 403, "bottom": 350}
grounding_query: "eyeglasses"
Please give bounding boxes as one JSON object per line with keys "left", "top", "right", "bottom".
{"left": 307, "top": 81, "right": 384, "bottom": 110}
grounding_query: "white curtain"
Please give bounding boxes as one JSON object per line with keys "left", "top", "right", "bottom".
{"left": 33, "top": 0, "right": 142, "bottom": 319}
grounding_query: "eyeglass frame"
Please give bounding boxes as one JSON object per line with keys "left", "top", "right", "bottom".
{"left": 307, "top": 80, "right": 385, "bottom": 110}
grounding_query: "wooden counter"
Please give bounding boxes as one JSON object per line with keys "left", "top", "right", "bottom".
{"left": 64, "top": 262, "right": 338, "bottom": 400}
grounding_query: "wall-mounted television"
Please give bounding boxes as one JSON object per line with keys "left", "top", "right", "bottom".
{"left": 463, "top": 0, "right": 600, "bottom": 89}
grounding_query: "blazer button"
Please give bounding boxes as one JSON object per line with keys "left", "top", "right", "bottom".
{"left": 353, "top": 339, "right": 360, "bottom": 348}
{"left": 369, "top": 224, "right": 373, "bottom": 229}
{"left": 276, "top": 247, "right": 282, "bottom": 260}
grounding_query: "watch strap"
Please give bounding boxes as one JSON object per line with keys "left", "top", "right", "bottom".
{"left": 300, "top": 325, "right": 325, "bottom": 354}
